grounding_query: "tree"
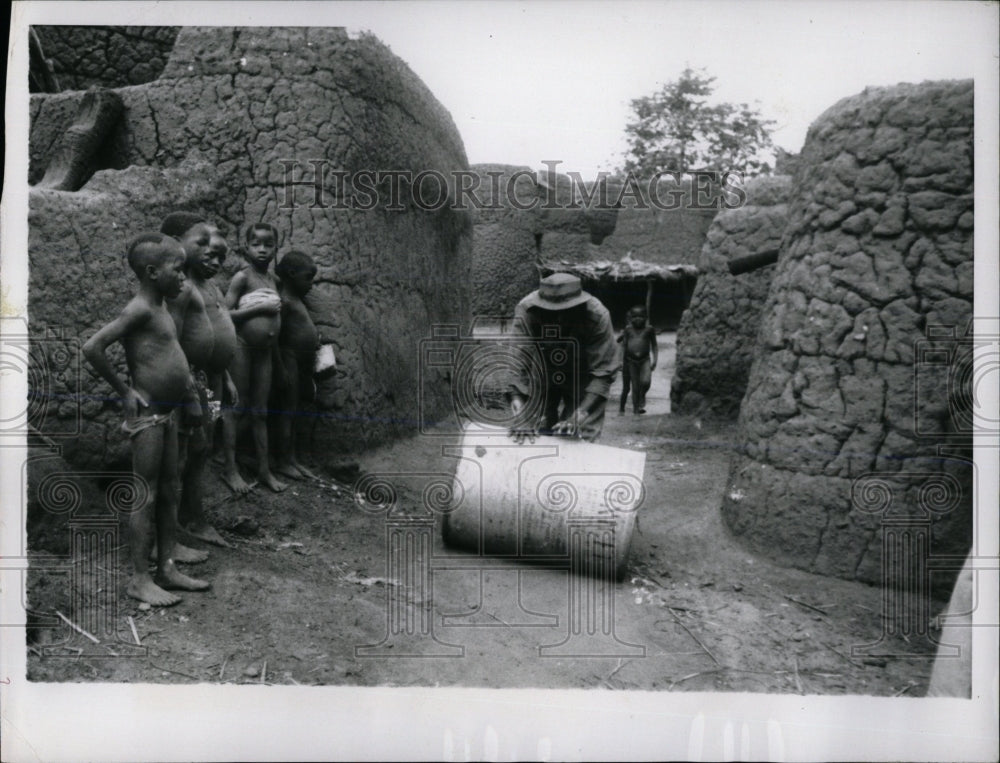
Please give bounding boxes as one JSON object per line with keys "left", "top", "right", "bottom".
{"left": 622, "top": 67, "right": 775, "bottom": 178}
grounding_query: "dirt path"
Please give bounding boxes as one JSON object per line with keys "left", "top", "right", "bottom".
{"left": 27, "top": 335, "right": 941, "bottom": 694}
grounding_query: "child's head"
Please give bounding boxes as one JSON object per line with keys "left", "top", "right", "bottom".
{"left": 160, "top": 211, "right": 229, "bottom": 278}
{"left": 243, "top": 223, "right": 279, "bottom": 270}
{"left": 127, "top": 233, "right": 186, "bottom": 298}
{"left": 628, "top": 305, "right": 647, "bottom": 326}
{"left": 275, "top": 250, "right": 318, "bottom": 296}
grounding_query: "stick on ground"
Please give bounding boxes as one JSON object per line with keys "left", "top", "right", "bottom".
{"left": 55, "top": 610, "right": 100, "bottom": 644}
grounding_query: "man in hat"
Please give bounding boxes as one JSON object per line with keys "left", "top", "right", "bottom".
{"left": 507, "top": 272, "right": 619, "bottom": 443}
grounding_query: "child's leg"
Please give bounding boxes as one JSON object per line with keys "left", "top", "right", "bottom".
{"left": 619, "top": 363, "right": 631, "bottom": 413}
{"left": 635, "top": 358, "right": 652, "bottom": 413}
{"left": 293, "top": 355, "right": 319, "bottom": 479}
{"left": 126, "top": 423, "right": 188, "bottom": 606}
{"left": 274, "top": 349, "right": 304, "bottom": 480}
{"left": 222, "top": 342, "right": 253, "bottom": 494}
{"left": 153, "top": 415, "right": 210, "bottom": 593}
{"left": 250, "top": 346, "right": 287, "bottom": 492}
{"left": 173, "top": 388, "right": 214, "bottom": 556}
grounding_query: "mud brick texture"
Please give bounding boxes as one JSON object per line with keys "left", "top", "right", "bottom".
{"left": 721, "top": 80, "right": 974, "bottom": 589}
{"left": 672, "top": 175, "right": 791, "bottom": 417}
{"left": 28, "top": 27, "right": 473, "bottom": 468}
{"left": 32, "top": 26, "right": 180, "bottom": 91}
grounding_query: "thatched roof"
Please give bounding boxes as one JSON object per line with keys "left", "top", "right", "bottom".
{"left": 540, "top": 251, "right": 698, "bottom": 283}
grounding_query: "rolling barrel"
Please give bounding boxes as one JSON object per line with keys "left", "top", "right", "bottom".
{"left": 442, "top": 426, "right": 646, "bottom": 579}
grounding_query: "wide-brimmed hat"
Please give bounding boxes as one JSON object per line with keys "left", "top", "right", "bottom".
{"left": 523, "top": 272, "right": 591, "bottom": 310}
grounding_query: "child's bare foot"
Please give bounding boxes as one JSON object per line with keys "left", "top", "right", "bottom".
{"left": 155, "top": 561, "right": 210, "bottom": 591}
{"left": 275, "top": 462, "right": 304, "bottom": 480}
{"left": 151, "top": 542, "right": 209, "bottom": 564}
{"left": 185, "top": 522, "right": 231, "bottom": 548}
{"left": 222, "top": 466, "right": 253, "bottom": 496}
{"left": 260, "top": 473, "right": 288, "bottom": 493}
{"left": 127, "top": 575, "right": 181, "bottom": 607}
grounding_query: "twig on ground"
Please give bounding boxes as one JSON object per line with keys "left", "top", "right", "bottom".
{"left": 819, "top": 640, "right": 864, "bottom": 669}
{"left": 55, "top": 610, "right": 100, "bottom": 644}
{"left": 666, "top": 608, "right": 720, "bottom": 666}
{"left": 784, "top": 594, "right": 828, "bottom": 616}
{"left": 668, "top": 669, "right": 723, "bottom": 690}
{"left": 260, "top": 660, "right": 267, "bottom": 684}
{"left": 608, "top": 658, "right": 632, "bottom": 681}
{"left": 150, "top": 662, "right": 199, "bottom": 681}
{"left": 127, "top": 616, "right": 141, "bottom": 645}
{"left": 486, "top": 611, "right": 514, "bottom": 628}
{"left": 893, "top": 682, "right": 915, "bottom": 697}
{"left": 219, "top": 656, "right": 228, "bottom": 681}
{"left": 793, "top": 655, "right": 804, "bottom": 694}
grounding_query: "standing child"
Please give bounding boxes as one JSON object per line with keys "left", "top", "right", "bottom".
{"left": 225, "top": 222, "right": 287, "bottom": 492}
{"left": 161, "top": 212, "right": 239, "bottom": 545}
{"left": 273, "top": 250, "right": 321, "bottom": 481}
{"left": 82, "top": 233, "right": 210, "bottom": 606}
{"left": 617, "top": 305, "right": 658, "bottom": 415}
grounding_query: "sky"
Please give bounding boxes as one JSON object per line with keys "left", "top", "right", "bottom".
{"left": 16, "top": 1, "right": 998, "bottom": 179}
{"left": 332, "top": 0, "right": 994, "bottom": 177}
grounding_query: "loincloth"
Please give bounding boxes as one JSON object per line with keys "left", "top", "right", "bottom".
{"left": 121, "top": 409, "right": 176, "bottom": 439}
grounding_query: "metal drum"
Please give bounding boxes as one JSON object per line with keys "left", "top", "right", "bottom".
{"left": 442, "top": 426, "right": 646, "bottom": 579}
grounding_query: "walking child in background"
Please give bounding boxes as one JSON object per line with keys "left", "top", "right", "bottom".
{"left": 225, "top": 222, "right": 287, "bottom": 492}
{"left": 618, "top": 305, "right": 657, "bottom": 415}
{"left": 82, "top": 233, "right": 211, "bottom": 606}
{"left": 161, "top": 212, "right": 240, "bottom": 542}
{"left": 273, "top": 250, "right": 322, "bottom": 481}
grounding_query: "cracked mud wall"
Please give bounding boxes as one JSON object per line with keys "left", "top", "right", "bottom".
{"left": 28, "top": 27, "right": 473, "bottom": 468}
{"left": 32, "top": 26, "right": 180, "bottom": 91}
{"left": 468, "top": 164, "right": 544, "bottom": 319}
{"left": 672, "top": 175, "right": 791, "bottom": 417}
{"left": 721, "top": 81, "right": 974, "bottom": 588}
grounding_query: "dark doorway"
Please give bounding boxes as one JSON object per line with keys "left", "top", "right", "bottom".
{"left": 580, "top": 275, "right": 698, "bottom": 330}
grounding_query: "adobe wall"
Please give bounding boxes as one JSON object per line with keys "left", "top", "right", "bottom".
{"left": 721, "top": 80, "right": 974, "bottom": 588}
{"left": 28, "top": 27, "right": 473, "bottom": 468}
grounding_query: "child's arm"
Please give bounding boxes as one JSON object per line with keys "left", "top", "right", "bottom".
{"left": 648, "top": 327, "right": 658, "bottom": 370}
{"left": 82, "top": 304, "right": 150, "bottom": 418}
{"left": 225, "top": 272, "right": 279, "bottom": 325}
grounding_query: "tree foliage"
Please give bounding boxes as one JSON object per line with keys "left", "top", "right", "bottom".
{"left": 622, "top": 67, "right": 775, "bottom": 178}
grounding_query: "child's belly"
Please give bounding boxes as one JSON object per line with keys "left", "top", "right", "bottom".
{"left": 240, "top": 315, "right": 280, "bottom": 348}
{"left": 238, "top": 289, "right": 281, "bottom": 348}
{"left": 207, "top": 312, "right": 238, "bottom": 371}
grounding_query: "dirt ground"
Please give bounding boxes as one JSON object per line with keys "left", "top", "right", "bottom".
{"left": 27, "top": 334, "right": 944, "bottom": 694}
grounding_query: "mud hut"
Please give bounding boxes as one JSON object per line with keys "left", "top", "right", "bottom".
{"left": 536, "top": 176, "right": 715, "bottom": 329}
{"left": 468, "top": 163, "right": 545, "bottom": 321}
{"left": 721, "top": 80, "right": 974, "bottom": 591}
{"left": 672, "top": 175, "right": 792, "bottom": 416}
{"left": 27, "top": 26, "right": 473, "bottom": 469}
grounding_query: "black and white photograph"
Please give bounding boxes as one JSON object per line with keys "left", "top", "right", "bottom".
{"left": 2, "top": 1, "right": 998, "bottom": 760}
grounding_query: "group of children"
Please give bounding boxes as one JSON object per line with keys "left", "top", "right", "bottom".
{"left": 83, "top": 213, "right": 322, "bottom": 606}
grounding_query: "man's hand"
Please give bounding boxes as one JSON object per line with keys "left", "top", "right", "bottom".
{"left": 552, "top": 407, "right": 585, "bottom": 438}
{"left": 507, "top": 394, "right": 537, "bottom": 444}
{"left": 123, "top": 388, "right": 149, "bottom": 422}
